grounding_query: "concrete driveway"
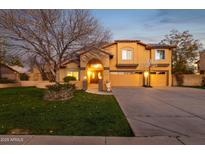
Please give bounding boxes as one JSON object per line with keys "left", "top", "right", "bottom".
{"left": 113, "top": 87, "right": 205, "bottom": 143}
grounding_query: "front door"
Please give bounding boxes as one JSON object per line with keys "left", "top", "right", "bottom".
{"left": 90, "top": 71, "right": 102, "bottom": 84}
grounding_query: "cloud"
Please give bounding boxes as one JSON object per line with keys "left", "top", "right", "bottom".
{"left": 157, "top": 10, "right": 205, "bottom": 24}
{"left": 142, "top": 23, "right": 155, "bottom": 30}
{"left": 93, "top": 9, "right": 205, "bottom": 48}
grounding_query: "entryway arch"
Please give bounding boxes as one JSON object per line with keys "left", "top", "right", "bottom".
{"left": 86, "top": 59, "right": 104, "bottom": 85}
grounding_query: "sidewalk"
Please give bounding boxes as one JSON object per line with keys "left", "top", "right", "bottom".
{"left": 1, "top": 135, "right": 205, "bottom": 145}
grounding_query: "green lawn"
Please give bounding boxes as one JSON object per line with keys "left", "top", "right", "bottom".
{"left": 0, "top": 87, "right": 133, "bottom": 136}
{"left": 191, "top": 86, "right": 205, "bottom": 89}
{"left": 185, "top": 86, "right": 205, "bottom": 89}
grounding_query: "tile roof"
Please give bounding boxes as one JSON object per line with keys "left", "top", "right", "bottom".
{"left": 102, "top": 40, "right": 176, "bottom": 49}
{"left": 146, "top": 43, "right": 176, "bottom": 49}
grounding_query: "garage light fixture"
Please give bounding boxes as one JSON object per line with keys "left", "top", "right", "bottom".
{"left": 144, "top": 71, "right": 149, "bottom": 78}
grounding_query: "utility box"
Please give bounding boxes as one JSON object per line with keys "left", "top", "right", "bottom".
{"left": 82, "top": 79, "right": 87, "bottom": 90}
{"left": 98, "top": 79, "right": 103, "bottom": 91}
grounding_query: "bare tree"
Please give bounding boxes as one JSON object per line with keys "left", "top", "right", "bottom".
{"left": 26, "top": 54, "right": 50, "bottom": 80}
{"left": 0, "top": 10, "right": 111, "bottom": 81}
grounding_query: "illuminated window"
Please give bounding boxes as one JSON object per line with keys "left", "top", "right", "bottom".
{"left": 67, "top": 71, "right": 79, "bottom": 80}
{"left": 122, "top": 48, "right": 133, "bottom": 60}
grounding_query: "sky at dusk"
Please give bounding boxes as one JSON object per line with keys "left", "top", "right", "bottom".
{"left": 92, "top": 9, "right": 205, "bottom": 47}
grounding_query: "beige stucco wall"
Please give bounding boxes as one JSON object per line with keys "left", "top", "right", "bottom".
{"left": 80, "top": 51, "right": 110, "bottom": 68}
{"left": 173, "top": 74, "right": 205, "bottom": 86}
{"left": 117, "top": 42, "right": 138, "bottom": 65}
{"left": 104, "top": 42, "right": 172, "bottom": 86}
{"left": 59, "top": 62, "right": 79, "bottom": 82}
{"left": 199, "top": 52, "right": 205, "bottom": 71}
{"left": 0, "top": 83, "right": 21, "bottom": 88}
{"left": 59, "top": 41, "right": 172, "bottom": 88}
{"left": 110, "top": 74, "right": 143, "bottom": 87}
{"left": 104, "top": 42, "right": 171, "bottom": 71}
{"left": 80, "top": 50, "right": 110, "bottom": 90}
{"left": 151, "top": 49, "right": 171, "bottom": 64}
{"left": 20, "top": 81, "right": 54, "bottom": 88}
{"left": 69, "top": 80, "right": 82, "bottom": 89}
{"left": 28, "top": 67, "right": 42, "bottom": 81}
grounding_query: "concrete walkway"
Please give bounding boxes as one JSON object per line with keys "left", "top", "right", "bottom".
{"left": 86, "top": 89, "right": 113, "bottom": 95}
{"left": 86, "top": 84, "right": 112, "bottom": 95}
{"left": 1, "top": 135, "right": 205, "bottom": 145}
{"left": 112, "top": 87, "right": 205, "bottom": 143}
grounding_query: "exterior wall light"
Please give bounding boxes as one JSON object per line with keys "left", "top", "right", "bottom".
{"left": 87, "top": 71, "right": 91, "bottom": 76}
{"left": 144, "top": 71, "right": 149, "bottom": 78}
{"left": 98, "top": 72, "right": 102, "bottom": 79}
{"left": 144, "top": 71, "right": 151, "bottom": 87}
{"left": 92, "top": 64, "right": 101, "bottom": 68}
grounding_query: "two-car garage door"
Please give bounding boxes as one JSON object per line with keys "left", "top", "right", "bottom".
{"left": 110, "top": 73, "right": 143, "bottom": 87}
{"left": 110, "top": 72, "right": 168, "bottom": 87}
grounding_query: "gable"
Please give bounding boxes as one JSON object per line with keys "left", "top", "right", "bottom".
{"left": 0, "top": 64, "right": 19, "bottom": 74}
{"left": 80, "top": 47, "right": 113, "bottom": 58}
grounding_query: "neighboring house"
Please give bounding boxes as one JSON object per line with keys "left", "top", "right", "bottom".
{"left": 0, "top": 63, "right": 20, "bottom": 81}
{"left": 10, "top": 65, "right": 29, "bottom": 74}
{"left": 196, "top": 51, "right": 205, "bottom": 74}
{"left": 59, "top": 40, "right": 175, "bottom": 90}
{"left": 29, "top": 65, "right": 54, "bottom": 81}
{"left": 28, "top": 66, "right": 43, "bottom": 81}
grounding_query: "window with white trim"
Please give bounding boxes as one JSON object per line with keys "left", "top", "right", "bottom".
{"left": 67, "top": 71, "right": 79, "bottom": 80}
{"left": 122, "top": 48, "right": 133, "bottom": 60}
{"left": 155, "top": 50, "right": 165, "bottom": 60}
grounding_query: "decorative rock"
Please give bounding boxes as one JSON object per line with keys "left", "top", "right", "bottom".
{"left": 44, "top": 84, "right": 75, "bottom": 101}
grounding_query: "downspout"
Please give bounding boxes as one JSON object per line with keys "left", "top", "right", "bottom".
{"left": 148, "top": 49, "right": 151, "bottom": 87}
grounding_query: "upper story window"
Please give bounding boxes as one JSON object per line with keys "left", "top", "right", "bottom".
{"left": 155, "top": 50, "right": 165, "bottom": 60}
{"left": 121, "top": 48, "right": 133, "bottom": 60}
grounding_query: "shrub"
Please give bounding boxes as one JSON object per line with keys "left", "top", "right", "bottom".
{"left": 0, "top": 78, "right": 16, "bottom": 83}
{"left": 20, "top": 73, "right": 29, "bottom": 81}
{"left": 44, "top": 83, "right": 75, "bottom": 101}
{"left": 202, "top": 76, "right": 205, "bottom": 86}
{"left": 47, "top": 83, "right": 75, "bottom": 92}
{"left": 63, "top": 76, "right": 76, "bottom": 83}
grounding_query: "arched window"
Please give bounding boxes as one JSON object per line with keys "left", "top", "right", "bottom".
{"left": 121, "top": 48, "right": 133, "bottom": 60}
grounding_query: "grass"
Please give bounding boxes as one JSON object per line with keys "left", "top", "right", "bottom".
{"left": 191, "top": 86, "right": 205, "bottom": 89}
{"left": 183, "top": 86, "right": 205, "bottom": 89}
{"left": 0, "top": 87, "right": 133, "bottom": 136}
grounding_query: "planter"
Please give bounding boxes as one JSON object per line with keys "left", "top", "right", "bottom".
{"left": 44, "top": 84, "right": 75, "bottom": 101}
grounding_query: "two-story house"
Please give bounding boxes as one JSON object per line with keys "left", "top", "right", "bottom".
{"left": 59, "top": 40, "right": 175, "bottom": 90}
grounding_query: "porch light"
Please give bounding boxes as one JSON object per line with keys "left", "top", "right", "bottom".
{"left": 98, "top": 76, "right": 102, "bottom": 79}
{"left": 87, "top": 71, "right": 91, "bottom": 76}
{"left": 98, "top": 72, "right": 102, "bottom": 79}
{"left": 144, "top": 71, "right": 151, "bottom": 87}
{"left": 92, "top": 64, "right": 101, "bottom": 68}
